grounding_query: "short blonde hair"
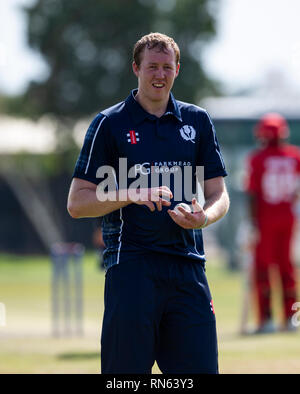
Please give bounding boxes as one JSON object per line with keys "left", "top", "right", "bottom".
{"left": 133, "top": 32, "right": 180, "bottom": 67}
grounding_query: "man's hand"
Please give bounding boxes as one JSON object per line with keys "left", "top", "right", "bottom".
{"left": 167, "top": 198, "right": 207, "bottom": 229}
{"left": 130, "top": 186, "right": 173, "bottom": 212}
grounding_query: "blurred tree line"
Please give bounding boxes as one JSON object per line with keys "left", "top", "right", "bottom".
{"left": 0, "top": 0, "right": 222, "bottom": 253}
{"left": 5, "top": 0, "right": 221, "bottom": 121}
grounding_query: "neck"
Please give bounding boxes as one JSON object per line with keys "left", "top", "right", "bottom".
{"left": 134, "top": 91, "right": 169, "bottom": 118}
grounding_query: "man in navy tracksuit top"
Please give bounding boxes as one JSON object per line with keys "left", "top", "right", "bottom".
{"left": 68, "top": 33, "right": 229, "bottom": 374}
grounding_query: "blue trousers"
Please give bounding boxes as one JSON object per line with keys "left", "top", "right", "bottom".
{"left": 101, "top": 252, "right": 218, "bottom": 374}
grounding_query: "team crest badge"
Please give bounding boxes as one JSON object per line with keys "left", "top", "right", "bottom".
{"left": 179, "top": 125, "right": 196, "bottom": 143}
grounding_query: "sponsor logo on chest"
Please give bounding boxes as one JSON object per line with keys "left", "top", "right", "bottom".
{"left": 126, "top": 130, "right": 140, "bottom": 144}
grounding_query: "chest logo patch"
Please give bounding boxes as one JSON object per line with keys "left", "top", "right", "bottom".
{"left": 127, "top": 130, "right": 140, "bottom": 144}
{"left": 179, "top": 125, "right": 196, "bottom": 143}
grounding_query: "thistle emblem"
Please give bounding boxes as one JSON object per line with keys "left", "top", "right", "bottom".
{"left": 179, "top": 125, "right": 196, "bottom": 143}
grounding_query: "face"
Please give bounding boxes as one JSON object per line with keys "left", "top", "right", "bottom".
{"left": 132, "top": 46, "right": 180, "bottom": 107}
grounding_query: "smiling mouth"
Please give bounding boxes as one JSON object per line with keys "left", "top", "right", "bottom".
{"left": 152, "top": 83, "right": 165, "bottom": 88}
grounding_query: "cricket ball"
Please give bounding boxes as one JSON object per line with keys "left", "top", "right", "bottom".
{"left": 174, "top": 203, "right": 192, "bottom": 215}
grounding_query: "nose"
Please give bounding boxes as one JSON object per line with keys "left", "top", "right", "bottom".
{"left": 155, "top": 67, "right": 165, "bottom": 79}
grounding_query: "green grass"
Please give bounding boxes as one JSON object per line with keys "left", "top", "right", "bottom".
{"left": 0, "top": 253, "right": 299, "bottom": 374}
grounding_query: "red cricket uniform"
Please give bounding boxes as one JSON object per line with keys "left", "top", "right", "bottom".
{"left": 246, "top": 143, "right": 300, "bottom": 325}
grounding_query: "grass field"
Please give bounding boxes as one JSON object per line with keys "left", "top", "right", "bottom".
{"left": 0, "top": 252, "right": 299, "bottom": 374}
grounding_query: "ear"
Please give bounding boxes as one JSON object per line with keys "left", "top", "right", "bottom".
{"left": 132, "top": 61, "right": 139, "bottom": 78}
{"left": 175, "top": 63, "right": 180, "bottom": 78}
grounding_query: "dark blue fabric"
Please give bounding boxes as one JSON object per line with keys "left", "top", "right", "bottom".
{"left": 73, "top": 90, "right": 227, "bottom": 269}
{"left": 101, "top": 252, "right": 218, "bottom": 374}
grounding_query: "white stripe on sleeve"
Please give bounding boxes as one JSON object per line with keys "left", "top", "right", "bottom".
{"left": 84, "top": 116, "right": 106, "bottom": 174}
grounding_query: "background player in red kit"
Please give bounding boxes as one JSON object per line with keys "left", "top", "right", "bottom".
{"left": 245, "top": 113, "right": 300, "bottom": 333}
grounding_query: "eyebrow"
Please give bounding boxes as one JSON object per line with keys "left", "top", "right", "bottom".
{"left": 147, "top": 62, "right": 174, "bottom": 66}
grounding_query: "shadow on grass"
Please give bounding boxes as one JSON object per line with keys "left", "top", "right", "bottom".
{"left": 58, "top": 352, "right": 99, "bottom": 361}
